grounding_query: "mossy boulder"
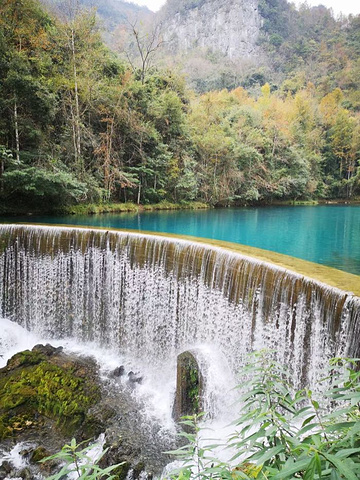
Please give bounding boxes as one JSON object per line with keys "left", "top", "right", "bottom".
{"left": 172, "top": 351, "right": 203, "bottom": 422}
{"left": 0, "top": 344, "right": 176, "bottom": 480}
{"left": 0, "top": 344, "right": 102, "bottom": 441}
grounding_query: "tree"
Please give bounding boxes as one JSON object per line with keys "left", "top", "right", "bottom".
{"left": 123, "top": 20, "right": 164, "bottom": 84}
{"left": 52, "top": 2, "right": 100, "bottom": 175}
{"left": 0, "top": 0, "right": 54, "bottom": 163}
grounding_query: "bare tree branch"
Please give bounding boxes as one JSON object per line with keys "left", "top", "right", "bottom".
{"left": 122, "top": 18, "right": 166, "bottom": 83}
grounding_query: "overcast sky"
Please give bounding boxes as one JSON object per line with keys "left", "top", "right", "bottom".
{"left": 132, "top": 0, "right": 360, "bottom": 16}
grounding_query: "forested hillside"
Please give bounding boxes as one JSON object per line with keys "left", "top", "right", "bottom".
{"left": 0, "top": 0, "right": 359, "bottom": 213}
{"left": 41, "top": 0, "right": 153, "bottom": 49}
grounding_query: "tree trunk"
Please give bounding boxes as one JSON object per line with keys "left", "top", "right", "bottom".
{"left": 70, "top": 102, "right": 78, "bottom": 165}
{"left": 14, "top": 98, "right": 20, "bottom": 164}
{"left": 104, "top": 119, "right": 115, "bottom": 200}
{"left": 71, "top": 28, "right": 82, "bottom": 173}
{"left": 137, "top": 181, "right": 141, "bottom": 205}
{"left": 0, "top": 158, "right": 4, "bottom": 194}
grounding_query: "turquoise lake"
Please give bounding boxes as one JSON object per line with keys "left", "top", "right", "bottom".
{"left": 2, "top": 205, "right": 360, "bottom": 275}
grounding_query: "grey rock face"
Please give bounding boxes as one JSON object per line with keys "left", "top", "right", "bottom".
{"left": 160, "top": 0, "right": 262, "bottom": 59}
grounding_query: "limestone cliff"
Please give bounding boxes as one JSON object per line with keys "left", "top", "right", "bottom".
{"left": 158, "top": 0, "right": 262, "bottom": 60}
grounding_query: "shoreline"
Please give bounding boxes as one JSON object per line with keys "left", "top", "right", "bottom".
{"left": 0, "top": 201, "right": 209, "bottom": 217}
{"left": 1, "top": 197, "right": 359, "bottom": 217}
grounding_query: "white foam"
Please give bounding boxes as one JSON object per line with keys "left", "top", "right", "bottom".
{"left": 0, "top": 441, "right": 34, "bottom": 468}
{"left": 0, "top": 318, "right": 40, "bottom": 368}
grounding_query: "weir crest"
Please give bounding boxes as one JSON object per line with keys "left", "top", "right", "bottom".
{"left": 0, "top": 224, "right": 359, "bottom": 397}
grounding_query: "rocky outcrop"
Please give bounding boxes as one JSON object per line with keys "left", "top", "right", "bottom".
{"left": 0, "top": 345, "right": 176, "bottom": 479}
{"left": 0, "top": 344, "right": 102, "bottom": 444}
{"left": 159, "top": 0, "right": 262, "bottom": 60}
{"left": 172, "top": 351, "right": 203, "bottom": 422}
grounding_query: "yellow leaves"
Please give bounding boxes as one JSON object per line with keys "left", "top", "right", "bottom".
{"left": 167, "top": 157, "right": 180, "bottom": 182}
{"left": 260, "top": 82, "right": 271, "bottom": 99}
{"left": 232, "top": 87, "right": 249, "bottom": 104}
{"left": 280, "top": 71, "right": 307, "bottom": 96}
{"left": 232, "top": 462, "right": 262, "bottom": 479}
{"left": 319, "top": 88, "right": 344, "bottom": 125}
{"left": 293, "top": 91, "right": 315, "bottom": 129}
{"left": 330, "top": 108, "right": 356, "bottom": 161}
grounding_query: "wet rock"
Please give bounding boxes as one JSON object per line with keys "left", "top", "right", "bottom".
{"left": 112, "top": 365, "right": 125, "bottom": 377}
{"left": 128, "top": 372, "right": 143, "bottom": 384}
{"left": 19, "top": 467, "right": 32, "bottom": 479}
{"left": 133, "top": 461, "right": 147, "bottom": 479}
{"left": 32, "top": 344, "right": 63, "bottom": 357}
{"left": 4, "top": 349, "right": 45, "bottom": 370}
{"left": 0, "top": 345, "right": 177, "bottom": 480}
{"left": 99, "top": 448, "right": 131, "bottom": 480}
{"left": 0, "top": 344, "right": 101, "bottom": 443}
{"left": 172, "top": 351, "right": 203, "bottom": 422}
{"left": 29, "top": 446, "right": 59, "bottom": 477}
{"left": 19, "top": 447, "right": 31, "bottom": 457}
{"left": 29, "top": 446, "right": 51, "bottom": 463}
{"left": 0, "top": 460, "right": 12, "bottom": 476}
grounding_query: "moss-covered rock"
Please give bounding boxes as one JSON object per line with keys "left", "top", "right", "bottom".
{"left": 0, "top": 345, "right": 101, "bottom": 441}
{"left": 110, "top": 461, "right": 132, "bottom": 480}
{"left": 172, "top": 351, "right": 203, "bottom": 422}
{"left": 0, "top": 344, "right": 175, "bottom": 480}
{"left": 29, "top": 446, "right": 51, "bottom": 463}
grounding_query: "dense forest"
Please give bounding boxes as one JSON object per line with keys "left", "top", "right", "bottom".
{"left": 0, "top": 0, "right": 359, "bottom": 213}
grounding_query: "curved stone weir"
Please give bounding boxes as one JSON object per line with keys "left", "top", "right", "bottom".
{"left": 0, "top": 224, "right": 359, "bottom": 394}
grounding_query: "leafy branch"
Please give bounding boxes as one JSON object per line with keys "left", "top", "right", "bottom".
{"left": 42, "top": 437, "right": 123, "bottom": 480}
{"left": 168, "top": 352, "right": 360, "bottom": 480}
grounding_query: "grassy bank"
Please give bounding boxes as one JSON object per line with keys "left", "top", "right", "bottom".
{"left": 2, "top": 197, "right": 360, "bottom": 217}
{"left": 61, "top": 201, "right": 209, "bottom": 215}
{"left": 269, "top": 199, "right": 319, "bottom": 206}
{"left": 0, "top": 201, "right": 209, "bottom": 216}
{"left": 270, "top": 197, "right": 360, "bottom": 206}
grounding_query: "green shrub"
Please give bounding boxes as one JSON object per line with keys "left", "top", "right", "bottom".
{"left": 168, "top": 352, "right": 360, "bottom": 480}
{"left": 42, "top": 438, "right": 122, "bottom": 480}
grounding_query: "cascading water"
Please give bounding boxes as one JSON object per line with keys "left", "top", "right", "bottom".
{"left": 0, "top": 224, "right": 359, "bottom": 400}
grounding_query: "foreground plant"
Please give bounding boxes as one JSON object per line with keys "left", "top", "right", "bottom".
{"left": 42, "top": 438, "right": 122, "bottom": 480}
{"left": 168, "top": 352, "right": 360, "bottom": 480}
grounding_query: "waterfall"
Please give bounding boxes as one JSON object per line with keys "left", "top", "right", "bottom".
{"left": 0, "top": 224, "right": 359, "bottom": 394}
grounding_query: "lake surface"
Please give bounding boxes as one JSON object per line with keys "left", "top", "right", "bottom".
{"left": 2, "top": 205, "right": 360, "bottom": 276}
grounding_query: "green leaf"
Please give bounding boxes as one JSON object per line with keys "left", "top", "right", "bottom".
{"left": 314, "top": 452, "right": 322, "bottom": 478}
{"left": 249, "top": 445, "right": 284, "bottom": 464}
{"left": 311, "top": 399, "right": 320, "bottom": 409}
{"left": 330, "top": 469, "right": 341, "bottom": 480}
{"left": 270, "top": 459, "right": 310, "bottom": 479}
{"left": 293, "top": 406, "right": 313, "bottom": 418}
{"left": 302, "top": 414, "right": 316, "bottom": 427}
{"left": 334, "top": 448, "right": 360, "bottom": 459}
{"left": 303, "top": 456, "right": 316, "bottom": 480}
{"left": 321, "top": 452, "right": 358, "bottom": 480}
{"left": 325, "top": 422, "right": 356, "bottom": 433}
{"left": 298, "top": 422, "right": 319, "bottom": 436}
